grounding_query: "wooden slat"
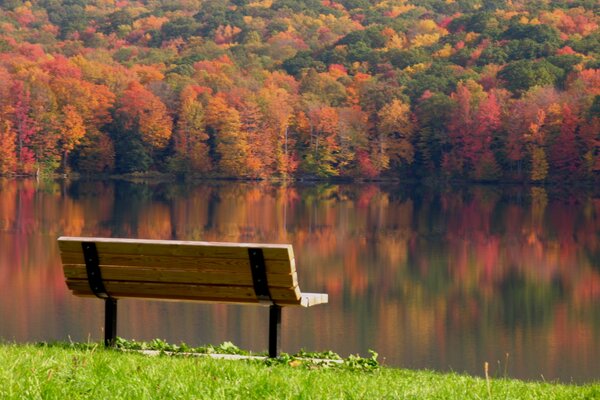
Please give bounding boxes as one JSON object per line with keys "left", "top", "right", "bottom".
{"left": 58, "top": 237, "right": 294, "bottom": 261}
{"left": 69, "top": 291, "right": 307, "bottom": 306}
{"left": 63, "top": 264, "right": 298, "bottom": 288}
{"left": 271, "top": 286, "right": 302, "bottom": 302}
{"left": 59, "top": 252, "right": 296, "bottom": 275}
{"left": 66, "top": 279, "right": 303, "bottom": 304}
{"left": 67, "top": 279, "right": 256, "bottom": 300}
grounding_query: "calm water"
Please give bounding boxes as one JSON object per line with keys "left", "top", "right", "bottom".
{"left": 0, "top": 179, "right": 598, "bottom": 383}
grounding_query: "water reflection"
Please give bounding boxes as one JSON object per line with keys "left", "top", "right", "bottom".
{"left": 0, "top": 178, "right": 598, "bottom": 383}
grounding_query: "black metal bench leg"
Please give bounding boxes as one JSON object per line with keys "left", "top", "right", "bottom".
{"left": 269, "top": 305, "right": 281, "bottom": 358}
{"left": 105, "top": 298, "right": 117, "bottom": 347}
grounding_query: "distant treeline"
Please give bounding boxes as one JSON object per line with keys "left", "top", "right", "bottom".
{"left": 0, "top": 0, "right": 598, "bottom": 182}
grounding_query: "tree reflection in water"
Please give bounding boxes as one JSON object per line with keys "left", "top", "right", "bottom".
{"left": 0, "top": 179, "right": 598, "bottom": 382}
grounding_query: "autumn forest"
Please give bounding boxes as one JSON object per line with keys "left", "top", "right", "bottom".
{"left": 0, "top": 0, "right": 599, "bottom": 182}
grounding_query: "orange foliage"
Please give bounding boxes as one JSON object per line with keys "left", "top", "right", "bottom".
{"left": 206, "top": 95, "right": 249, "bottom": 176}
{"left": 51, "top": 77, "right": 115, "bottom": 126}
{"left": 118, "top": 81, "right": 173, "bottom": 150}
{"left": 131, "top": 64, "right": 165, "bottom": 84}
{"left": 0, "top": 121, "right": 17, "bottom": 174}
{"left": 214, "top": 25, "right": 242, "bottom": 45}
{"left": 577, "top": 69, "right": 600, "bottom": 95}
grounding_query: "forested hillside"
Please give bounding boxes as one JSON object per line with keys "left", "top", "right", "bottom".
{"left": 0, "top": 0, "right": 598, "bottom": 181}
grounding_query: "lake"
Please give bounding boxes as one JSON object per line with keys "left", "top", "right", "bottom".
{"left": 0, "top": 178, "right": 598, "bottom": 383}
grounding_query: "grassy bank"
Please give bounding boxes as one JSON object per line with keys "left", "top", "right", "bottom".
{"left": 0, "top": 342, "right": 598, "bottom": 400}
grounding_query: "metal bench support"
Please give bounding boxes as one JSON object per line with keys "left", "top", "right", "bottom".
{"left": 105, "top": 298, "right": 117, "bottom": 347}
{"left": 82, "top": 241, "right": 118, "bottom": 347}
{"left": 269, "top": 305, "right": 281, "bottom": 358}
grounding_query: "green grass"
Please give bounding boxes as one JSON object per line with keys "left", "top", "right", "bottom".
{"left": 0, "top": 342, "right": 598, "bottom": 400}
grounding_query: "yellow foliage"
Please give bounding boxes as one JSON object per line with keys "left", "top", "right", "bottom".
{"left": 61, "top": 106, "right": 86, "bottom": 153}
{"left": 530, "top": 146, "right": 549, "bottom": 181}
{"left": 411, "top": 33, "right": 441, "bottom": 47}
{"left": 459, "top": 79, "right": 486, "bottom": 105}
{"left": 403, "top": 63, "right": 428, "bottom": 75}
{"left": 434, "top": 44, "right": 453, "bottom": 58}
{"left": 95, "top": 0, "right": 115, "bottom": 8}
{"left": 539, "top": 10, "right": 562, "bottom": 25}
{"left": 131, "top": 64, "right": 165, "bottom": 84}
{"left": 132, "top": 16, "right": 168, "bottom": 31}
{"left": 465, "top": 32, "right": 479, "bottom": 43}
{"left": 386, "top": 4, "right": 415, "bottom": 18}
{"left": 248, "top": 0, "right": 273, "bottom": 7}
{"left": 375, "top": 0, "right": 409, "bottom": 9}
{"left": 497, "top": 11, "right": 521, "bottom": 20}
{"left": 386, "top": 33, "right": 407, "bottom": 50}
{"left": 546, "top": 102, "right": 563, "bottom": 124}
{"left": 378, "top": 99, "right": 415, "bottom": 165}
{"left": 416, "top": 19, "right": 439, "bottom": 34}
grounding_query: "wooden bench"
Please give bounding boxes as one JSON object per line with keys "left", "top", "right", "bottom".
{"left": 57, "top": 236, "right": 328, "bottom": 357}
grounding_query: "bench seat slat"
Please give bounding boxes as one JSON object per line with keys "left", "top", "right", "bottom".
{"left": 59, "top": 252, "right": 296, "bottom": 275}
{"left": 70, "top": 291, "right": 316, "bottom": 306}
{"left": 63, "top": 264, "right": 298, "bottom": 288}
{"left": 58, "top": 237, "right": 293, "bottom": 261}
{"left": 66, "top": 279, "right": 304, "bottom": 304}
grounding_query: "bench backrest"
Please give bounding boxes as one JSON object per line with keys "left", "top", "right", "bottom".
{"left": 58, "top": 236, "right": 313, "bottom": 306}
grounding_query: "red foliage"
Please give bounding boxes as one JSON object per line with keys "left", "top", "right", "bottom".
{"left": 357, "top": 150, "right": 378, "bottom": 178}
{"left": 549, "top": 104, "right": 582, "bottom": 176}
{"left": 117, "top": 81, "right": 173, "bottom": 150}
{"left": 42, "top": 55, "right": 82, "bottom": 79}
{"left": 556, "top": 46, "right": 576, "bottom": 55}
{"left": 12, "top": 81, "right": 37, "bottom": 174}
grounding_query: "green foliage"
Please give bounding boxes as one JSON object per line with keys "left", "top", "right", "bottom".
{"left": 336, "top": 26, "right": 387, "bottom": 49}
{"left": 387, "top": 48, "right": 430, "bottom": 70}
{"left": 505, "top": 38, "right": 556, "bottom": 61}
{"left": 589, "top": 96, "right": 600, "bottom": 120}
{"left": 271, "top": 0, "right": 335, "bottom": 17}
{"left": 343, "top": 350, "right": 379, "bottom": 372}
{"left": 546, "top": 54, "right": 584, "bottom": 74}
{"left": 40, "top": 0, "right": 89, "bottom": 38}
{"left": 100, "top": 9, "right": 134, "bottom": 34}
{"left": 283, "top": 52, "right": 326, "bottom": 76}
{"left": 193, "top": 0, "right": 247, "bottom": 36}
{"left": 115, "top": 338, "right": 376, "bottom": 371}
{"left": 568, "top": 32, "right": 600, "bottom": 55}
{"left": 447, "top": 12, "right": 500, "bottom": 35}
{"left": 160, "top": 17, "right": 201, "bottom": 41}
{"left": 415, "top": 93, "right": 455, "bottom": 173}
{"left": 113, "top": 134, "right": 152, "bottom": 173}
{"left": 498, "top": 60, "right": 564, "bottom": 95}
{"left": 406, "top": 61, "right": 462, "bottom": 100}
{"left": 502, "top": 22, "right": 561, "bottom": 45}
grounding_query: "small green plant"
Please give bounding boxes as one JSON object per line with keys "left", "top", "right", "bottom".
{"left": 343, "top": 350, "right": 379, "bottom": 372}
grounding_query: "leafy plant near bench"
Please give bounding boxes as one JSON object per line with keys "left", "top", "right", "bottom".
{"left": 44, "top": 338, "right": 379, "bottom": 372}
